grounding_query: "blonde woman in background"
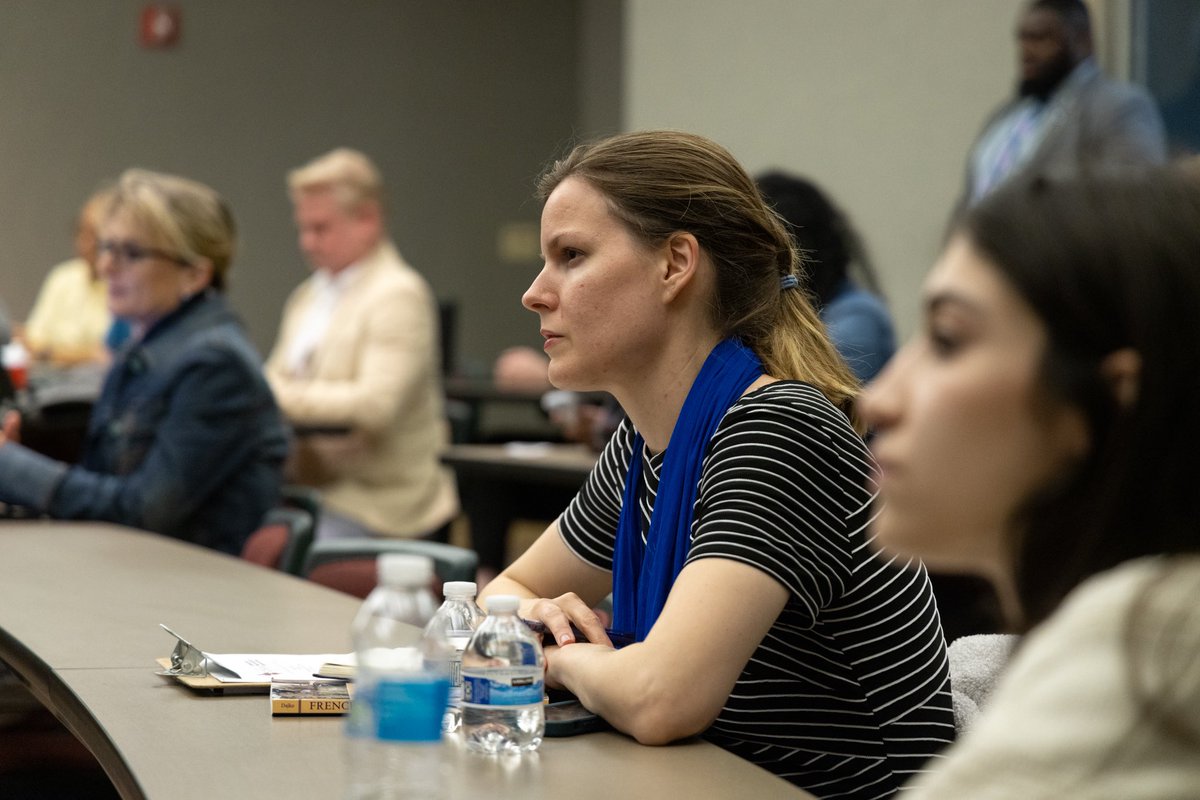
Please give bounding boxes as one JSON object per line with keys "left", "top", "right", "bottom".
{"left": 22, "top": 187, "right": 121, "bottom": 366}
{"left": 0, "top": 169, "right": 286, "bottom": 553}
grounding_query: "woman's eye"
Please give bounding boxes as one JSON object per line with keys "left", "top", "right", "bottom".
{"left": 927, "top": 327, "right": 961, "bottom": 357}
{"left": 564, "top": 247, "right": 583, "bottom": 263}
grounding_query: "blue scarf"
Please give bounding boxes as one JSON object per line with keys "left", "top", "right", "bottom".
{"left": 612, "top": 338, "right": 763, "bottom": 642}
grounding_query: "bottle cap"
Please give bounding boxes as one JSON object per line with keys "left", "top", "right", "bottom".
{"left": 377, "top": 554, "right": 433, "bottom": 587}
{"left": 485, "top": 594, "right": 520, "bottom": 613}
{"left": 442, "top": 581, "right": 477, "bottom": 597}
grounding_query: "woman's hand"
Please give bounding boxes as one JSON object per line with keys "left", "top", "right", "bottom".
{"left": 481, "top": 518, "right": 615, "bottom": 641}
{"left": 542, "top": 640, "right": 613, "bottom": 691}
{"left": 0, "top": 410, "right": 21, "bottom": 446}
{"left": 524, "top": 592, "right": 612, "bottom": 648}
{"left": 541, "top": 643, "right": 562, "bottom": 690}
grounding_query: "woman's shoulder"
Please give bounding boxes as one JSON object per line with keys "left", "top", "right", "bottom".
{"left": 1052, "top": 556, "right": 1200, "bottom": 630}
{"left": 1008, "top": 556, "right": 1200, "bottom": 704}
{"left": 906, "top": 556, "right": 1200, "bottom": 798}
{"left": 725, "top": 380, "right": 858, "bottom": 436}
{"left": 156, "top": 297, "right": 265, "bottom": 379}
{"left": 707, "top": 380, "right": 870, "bottom": 475}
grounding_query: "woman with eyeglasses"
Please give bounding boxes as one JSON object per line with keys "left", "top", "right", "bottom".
{"left": 0, "top": 169, "right": 287, "bottom": 554}
{"left": 862, "top": 171, "right": 1200, "bottom": 797}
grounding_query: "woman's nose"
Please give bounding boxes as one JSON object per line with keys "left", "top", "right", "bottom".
{"left": 859, "top": 346, "right": 908, "bottom": 432}
{"left": 95, "top": 250, "right": 115, "bottom": 279}
{"left": 522, "top": 266, "right": 555, "bottom": 312}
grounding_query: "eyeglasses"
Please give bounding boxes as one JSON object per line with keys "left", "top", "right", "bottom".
{"left": 97, "top": 239, "right": 192, "bottom": 268}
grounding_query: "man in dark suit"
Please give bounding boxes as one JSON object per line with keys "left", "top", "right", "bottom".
{"left": 963, "top": 0, "right": 1166, "bottom": 205}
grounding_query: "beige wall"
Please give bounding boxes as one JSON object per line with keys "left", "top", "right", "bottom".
{"left": 624, "top": 0, "right": 1116, "bottom": 341}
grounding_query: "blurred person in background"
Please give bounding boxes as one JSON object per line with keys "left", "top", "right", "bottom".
{"left": 0, "top": 169, "right": 286, "bottom": 553}
{"left": 265, "top": 148, "right": 457, "bottom": 542}
{"left": 757, "top": 171, "right": 896, "bottom": 383}
{"left": 961, "top": 0, "right": 1166, "bottom": 208}
{"left": 21, "top": 187, "right": 126, "bottom": 367}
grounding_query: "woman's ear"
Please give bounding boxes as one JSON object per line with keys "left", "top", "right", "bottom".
{"left": 185, "top": 257, "right": 216, "bottom": 296}
{"left": 1100, "top": 348, "right": 1141, "bottom": 409}
{"left": 660, "top": 231, "right": 701, "bottom": 303}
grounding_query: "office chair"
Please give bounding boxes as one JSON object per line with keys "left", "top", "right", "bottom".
{"left": 437, "top": 298, "right": 457, "bottom": 377}
{"left": 301, "top": 538, "right": 478, "bottom": 599}
{"left": 240, "top": 506, "right": 315, "bottom": 576}
{"left": 0, "top": 364, "right": 14, "bottom": 405}
{"left": 18, "top": 398, "right": 93, "bottom": 464}
{"left": 280, "top": 484, "right": 323, "bottom": 538}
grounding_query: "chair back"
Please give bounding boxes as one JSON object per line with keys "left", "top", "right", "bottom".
{"left": 280, "top": 484, "right": 322, "bottom": 536}
{"left": 241, "top": 507, "right": 315, "bottom": 575}
{"left": 438, "top": 299, "right": 457, "bottom": 376}
{"left": 0, "top": 364, "right": 14, "bottom": 404}
{"left": 302, "top": 538, "right": 478, "bottom": 599}
{"left": 19, "top": 399, "right": 93, "bottom": 464}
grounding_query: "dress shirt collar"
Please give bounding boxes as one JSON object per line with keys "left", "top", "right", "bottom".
{"left": 311, "top": 259, "right": 367, "bottom": 295}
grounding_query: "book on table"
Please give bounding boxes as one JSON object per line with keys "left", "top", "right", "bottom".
{"left": 314, "top": 654, "right": 357, "bottom": 680}
{"left": 270, "top": 678, "right": 352, "bottom": 716}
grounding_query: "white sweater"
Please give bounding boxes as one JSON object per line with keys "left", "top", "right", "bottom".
{"left": 903, "top": 556, "right": 1200, "bottom": 799}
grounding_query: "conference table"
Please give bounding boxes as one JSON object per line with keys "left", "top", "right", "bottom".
{"left": 0, "top": 522, "right": 811, "bottom": 799}
{"left": 442, "top": 442, "right": 598, "bottom": 570}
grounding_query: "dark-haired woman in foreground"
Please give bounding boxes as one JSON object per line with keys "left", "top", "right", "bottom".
{"left": 862, "top": 171, "right": 1200, "bottom": 798}
{"left": 482, "top": 130, "right": 954, "bottom": 798}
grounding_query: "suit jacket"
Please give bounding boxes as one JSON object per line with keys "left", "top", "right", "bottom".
{"left": 265, "top": 240, "right": 458, "bottom": 537}
{"left": 0, "top": 290, "right": 287, "bottom": 554}
{"left": 963, "top": 59, "right": 1167, "bottom": 205}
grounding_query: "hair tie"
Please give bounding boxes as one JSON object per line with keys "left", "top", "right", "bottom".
{"left": 780, "top": 274, "right": 799, "bottom": 291}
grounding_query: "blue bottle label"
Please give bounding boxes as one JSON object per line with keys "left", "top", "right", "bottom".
{"left": 461, "top": 668, "right": 544, "bottom": 706}
{"left": 372, "top": 676, "right": 451, "bottom": 742}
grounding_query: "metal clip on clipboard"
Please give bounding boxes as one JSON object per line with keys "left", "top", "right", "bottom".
{"left": 157, "top": 624, "right": 213, "bottom": 677}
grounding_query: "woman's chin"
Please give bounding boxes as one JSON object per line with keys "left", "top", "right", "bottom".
{"left": 546, "top": 364, "right": 583, "bottom": 392}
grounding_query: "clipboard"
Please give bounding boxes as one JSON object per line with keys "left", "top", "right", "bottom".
{"left": 153, "top": 625, "right": 345, "bottom": 695}
{"left": 155, "top": 624, "right": 269, "bottom": 695}
{"left": 154, "top": 657, "right": 270, "bottom": 695}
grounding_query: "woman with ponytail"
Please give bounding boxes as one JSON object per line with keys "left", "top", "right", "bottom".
{"left": 481, "top": 131, "right": 953, "bottom": 798}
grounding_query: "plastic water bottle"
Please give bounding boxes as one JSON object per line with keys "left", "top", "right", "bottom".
{"left": 423, "top": 581, "right": 485, "bottom": 733}
{"left": 345, "top": 554, "right": 451, "bottom": 800}
{"left": 461, "top": 594, "right": 545, "bottom": 754}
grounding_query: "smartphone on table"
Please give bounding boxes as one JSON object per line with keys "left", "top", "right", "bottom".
{"left": 545, "top": 691, "right": 609, "bottom": 737}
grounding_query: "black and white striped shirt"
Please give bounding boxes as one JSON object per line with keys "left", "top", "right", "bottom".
{"left": 559, "top": 381, "right": 955, "bottom": 799}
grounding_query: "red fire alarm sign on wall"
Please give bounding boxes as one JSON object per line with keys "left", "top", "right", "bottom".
{"left": 140, "top": 4, "right": 181, "bottom": 49}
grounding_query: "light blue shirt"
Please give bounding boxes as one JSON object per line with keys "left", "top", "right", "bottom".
{"left": 821, "top": 279, "right": 896, "bottom": 384}
{"left": 970, "top": 59, "right": 1102, "bottom": 203}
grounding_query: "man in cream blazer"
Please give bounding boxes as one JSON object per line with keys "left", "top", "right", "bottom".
{"left": 266, "top": 148, "right": 458, "bottom": 540}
